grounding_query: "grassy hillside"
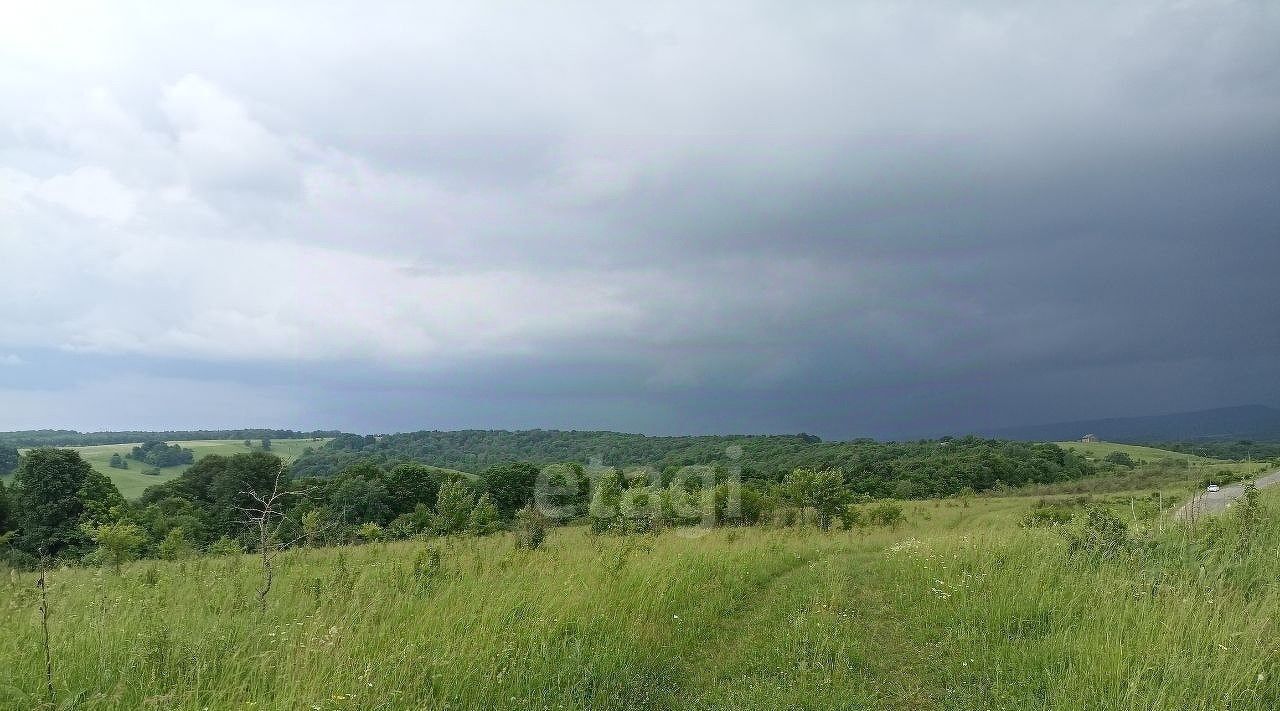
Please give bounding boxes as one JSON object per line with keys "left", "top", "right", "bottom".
{"left": 1058, "top": 439, "right": 1265, "bottom": 476}
{"left": 3, "top": 486, "right": 1277, "bottom": 709}
{"left": 14, "top": 439, "right": 329, "bottom": 499}
{"left": 1057, "top": 439, "right": 1230, "bottom": 464}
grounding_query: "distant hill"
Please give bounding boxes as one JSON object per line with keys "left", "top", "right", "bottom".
{"left": 989, "top": 405, "right": 1280, "bottom": 443}
{"left": 0, "top": 428, "right": 341, "bottom": 449}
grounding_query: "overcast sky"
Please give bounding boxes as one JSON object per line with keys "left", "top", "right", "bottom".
{"left": 1, "top": 1, "right": 1278, "bottom": 438}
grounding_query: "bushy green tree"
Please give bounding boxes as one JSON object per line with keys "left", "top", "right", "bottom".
{"left": 208, "top": 453, "right": 288, "bottom": 537}
{"left": 433, "top": 479, "right": 475, "bottom": 534}
{"left": 157, "top": 526, "right": 195, "bottom": 560}
{"left": 385, "top": 463, "right": 444, "bottom": 516}
{"left": 132, "top": 495, "right": 211, "bottom": 550}
{"left": 80, "top": 469, "right": 126, "bottom": 527}
{"left": 538, "top": 462, "right": 590, "bottom": 520}
{"left": 811, "top": 469, "right": 850, "bottom": 531}
{"left": 356, "top": 522, "right": 384, "bottom": 543}
{"left": 328, "top": 464, "right": 391, "bottom": 526}
{"left": 88, "top": 521, "right": 147, "bottom": 573}
{"left": 135, "top": 452, "right": 287, "bottom": 542}
{"left": 300, "top": 508, "right": 330, "bottom": 547}
{"left": 468, "top": 493, "right": 502, "bottom": 535}
{"left": 589, "top": 470, "right": 624, "bottom": 528}
{"left": 388, "top": 503, "right": 435, "bottom": 539}
{"left": 840, "top": 504, "right": 865, "bottom": 530}
{"left": 10, "top": 448, "right": 117, "bottom": 556}
{"left": 786, "top": 467, "right": 849, "bottom": 530}
{"left": 480, "top": 462, "right": 540, "bottom": 518}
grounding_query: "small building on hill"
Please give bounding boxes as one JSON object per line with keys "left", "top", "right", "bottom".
{"left": 1080, "top": 433, "right": 1099, "bottom": 443}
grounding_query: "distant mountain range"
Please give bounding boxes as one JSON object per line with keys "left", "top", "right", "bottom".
{"left": 988, "top": 405, "right": 1280, "bottom": 443}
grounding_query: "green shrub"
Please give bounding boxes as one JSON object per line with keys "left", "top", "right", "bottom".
{"left": 1103, "top": 452, "right": 1135, "bottom": 467}
{"left": 515, "top": 503, "right": 549, "bottom": 550}
{"left": 356, "top": 522, "right": 384, "bottom": 543}
{"left": 206, "top": 536, "right": 244, "bottom": 556}
{"left": 840, "top": 504, "right": 866, "bottom": 530}
{"left": 157, "top": 527, "right": 194, "bottom": 560}
{"left": 468, "top": 493, "right": 502, "bottom": 535}
{"left": 86, "top": 521, "right": 147, "bottom": 573}
{"left": 1061, "top": 506, "right": 1130, "bottom": 560}
{"left": 866, "top": 502, "right": 905, "bottom": 528}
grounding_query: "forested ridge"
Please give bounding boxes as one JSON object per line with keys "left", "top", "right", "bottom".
{"left": 290, "top": 430, "right": 1095, "bottom": 498}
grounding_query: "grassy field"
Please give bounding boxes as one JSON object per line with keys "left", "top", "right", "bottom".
{"left": 1054, "top": 440, "right": 1264, "bottom": 484}
{"left": 1054, "top": 443, "right": 1254, "bottom": 471}
{"left": 2, "top": 484, "right": 1277, "bottom": 710}
{"left": 13, "top": 439, "right": 329, "bottom": 499}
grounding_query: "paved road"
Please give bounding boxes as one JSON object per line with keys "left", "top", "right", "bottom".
{"left": 1174, "top": 469, "right": 1280, "bottom": 519}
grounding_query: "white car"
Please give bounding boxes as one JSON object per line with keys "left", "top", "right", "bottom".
{"left": 1206, "top": 484, "right": 1221, "bottom": 492}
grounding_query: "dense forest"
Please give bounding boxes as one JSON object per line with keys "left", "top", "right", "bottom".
{"left": 290, "top": 430, "right": 1096, "bottom": 497}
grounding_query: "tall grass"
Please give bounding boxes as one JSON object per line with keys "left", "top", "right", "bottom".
{"left": 879, "top": 490, "right": 1280, "bottom": 710}
{"left": 2, "top": 492, "right": 1277, "bottom": 710}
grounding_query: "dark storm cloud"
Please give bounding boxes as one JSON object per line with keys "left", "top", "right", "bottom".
{"left": 1, "top": 1, "right": 1278, "bottom": 435}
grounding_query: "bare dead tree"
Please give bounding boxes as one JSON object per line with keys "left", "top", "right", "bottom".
{"left": 37, "top": 548, "right": 55, "bottom": 710}
{"left": 236, "top": 462, "right": 316, "bottom": 612}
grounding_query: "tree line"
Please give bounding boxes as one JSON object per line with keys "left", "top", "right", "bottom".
{"left": 290, "top": 431, "right": 1097, "bottom": 497}
{"left": 128, "top": 440, "right": 196, "bottom": 468}
{"left": 0, "top": 435, "right": 1094, "bottom": 569}
{"left": 0, "top": 429, "right": 338, "bottom": 449}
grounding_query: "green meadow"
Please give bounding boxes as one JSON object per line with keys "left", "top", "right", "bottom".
{"left": 1036, "top": 440, "right": 1270, "bottom": 494}
{"left": 2, "top": 475, "right": 1277, "bottom": 710}
{"left": 14, "top": 439, "right": 328, "bottom": 499}
{"left": 1056, "top": 439, "right": 1245, "bottom": 466}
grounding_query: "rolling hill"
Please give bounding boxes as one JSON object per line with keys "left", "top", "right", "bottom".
{"left": 10, "top": 438, "right": 329, "bottom": 498}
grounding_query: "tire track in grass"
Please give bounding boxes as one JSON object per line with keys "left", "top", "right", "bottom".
{"left": 674, "top": 544, "right": 941, "bottom": 711}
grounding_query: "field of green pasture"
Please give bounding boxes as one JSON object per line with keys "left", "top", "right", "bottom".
{"left": 15, "top": 439, "right": 329, "bottom": 499}
{"left": 1054, "top": 440, "right": 1264, "bottom": 479}
{"left": 3, "top": 484, "right": 1277, "bottom": 711}
{"left": 1054, "top": 435, "right": 1254, "bottom": 471}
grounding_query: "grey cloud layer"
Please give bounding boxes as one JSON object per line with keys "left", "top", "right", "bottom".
{"left": 1, "top": 1, "right": 1277, "bottom": 435}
